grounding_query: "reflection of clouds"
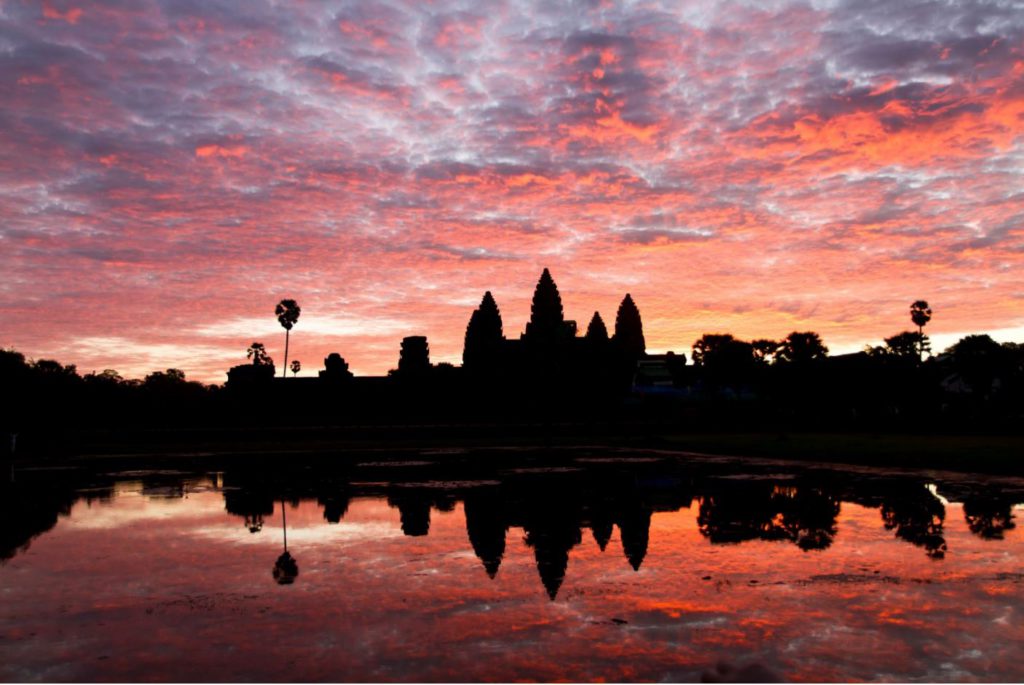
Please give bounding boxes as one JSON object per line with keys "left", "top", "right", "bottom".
{"left": 66, "top": 490, "right": 225, "bottom": 530}
{"left": 192, "top": 520, "right": 404, "bottom": 546}
{"left": 2, "top": 490, "right": 1024, "bottom": 681}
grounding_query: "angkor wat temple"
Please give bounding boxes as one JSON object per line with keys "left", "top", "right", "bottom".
{"left": 227, "top": 269, "right": 669, "bottom": 417}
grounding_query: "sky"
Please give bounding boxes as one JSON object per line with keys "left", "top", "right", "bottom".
{"left": 1, "top": 0, "right": 1023, "bottom": 382}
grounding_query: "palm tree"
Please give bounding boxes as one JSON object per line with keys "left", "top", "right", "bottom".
{"left": 910, "top": 300, "right": 932, "bottom": 361}
{"left": 247, "top": 341, "right": 272, "bottom": 366}
{"left": 275, "top": 299, "right": 301, "bottom": 378}
{"left": 290, "top": 360, "right": 301, "bottom": 377}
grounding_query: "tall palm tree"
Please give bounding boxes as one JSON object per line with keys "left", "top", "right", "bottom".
{"left": 910, "top": 300, "right": 932, "bottom": 361}
{"left": 275, "top": 299, "right": 301, "bottom": 378}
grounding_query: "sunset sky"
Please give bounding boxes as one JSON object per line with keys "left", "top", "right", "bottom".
{"left": 2, "top": 0, "right": 1023, "bottom": 381}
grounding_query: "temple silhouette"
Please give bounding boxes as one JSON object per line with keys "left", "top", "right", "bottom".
{"left": 227, "top": 268, "right": 651, "bottom": 410}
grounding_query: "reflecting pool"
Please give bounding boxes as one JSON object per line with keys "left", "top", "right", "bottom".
{"left": 1, "top": 449, "right": 1022, "bottom": 682}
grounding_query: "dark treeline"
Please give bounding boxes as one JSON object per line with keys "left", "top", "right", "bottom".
{"left": 3, "top": 270, "right": 1024, "bottom": 454}
{"left": 3, "top": 455, "right": 1020, "bottom": 598}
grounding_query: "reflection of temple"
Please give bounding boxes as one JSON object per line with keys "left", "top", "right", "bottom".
{"left": 523, "top": 497, "right": 584, "bottom": 600}
{"left": 223, "top": 473, "right": 275, "bottom": 533}
{"left": 318, "top": 491, "right": 350, "bottom": 524}
{"left": 464, "top": 493, "right": 506, "bottom": 578}
{"left": 9, "top": 458, "right": 1024, "bottom": 599}
{"left": 388, "top": 490, "right": 434, "bottom": 537}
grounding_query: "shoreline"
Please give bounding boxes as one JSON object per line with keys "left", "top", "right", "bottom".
{"left": 7, "top": 424, "right": 1022, "bottom": 477}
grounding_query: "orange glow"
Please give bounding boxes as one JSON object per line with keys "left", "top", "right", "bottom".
{"left": 195, "top": 144, "right": 247, "bottom": 159}
{"left": 2, "top": 1, "right": 1023, "bottom": 381}
{"left": 42, "top": 3, "right": 83, "bottom": 24}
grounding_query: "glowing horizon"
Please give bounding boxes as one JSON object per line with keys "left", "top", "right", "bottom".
{"left": 2, "top": 1, "right": 1022, "bottom": 382}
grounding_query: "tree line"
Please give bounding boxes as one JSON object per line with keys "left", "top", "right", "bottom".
{"left": 2, "top": 273, "right": 1023, "bottom": 451}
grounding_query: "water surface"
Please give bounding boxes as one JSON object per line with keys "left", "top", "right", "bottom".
{"left": 2, "top": 449, "right": 1022, "bottom": 682}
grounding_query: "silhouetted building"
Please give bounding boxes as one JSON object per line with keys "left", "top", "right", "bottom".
{"left": 523, "top": 268, "right": 576, "bottom": 343}
{"left": 463, "top": 292, "right": 504, "bottom": 371}
{"left": 320, "top": 353, "right": 354, "bottom": 381}
{"left": 397, "top": 336, "right": 431, "bottom": 377}
{"left": 613, "top": 294, "right": 645, "bottom": 359}
{"left": 585, "top": 312, "right": 609, "bottom": 343}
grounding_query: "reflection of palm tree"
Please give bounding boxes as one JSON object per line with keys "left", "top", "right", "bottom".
{"left": 272, "top": 499, "right": 298, "bottom": 585}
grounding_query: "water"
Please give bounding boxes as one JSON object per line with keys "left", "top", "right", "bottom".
{"left": 2, "top": 449, "right": 1022, "bottom": 682}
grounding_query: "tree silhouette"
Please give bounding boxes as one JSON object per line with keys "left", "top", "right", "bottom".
{"left": 962, "top": 494, "right": 1016, "bottom": 540}
{"left": 585, "top": 311, "right": 609, "bottom": 342}
{"left": 143, "top": 368, "right": 187, "bottom": 387}
{"left": 290, "top": 360, "right": 301, "bottom": 377}
{"left": 751, "top": 339, "right": 779, "bottom": 364}
{"left": 776, "top": 332, "right": 829, "bottom": 365}
{"left": 613, "top": 294, "right": 645, "bottom": 358}
{"left": 875, "top": 331, "right": 928, "bottom": 359}
{"left": 691, "top": 334, "right": 738, "bottom": 367}
{"left": 691, "top": 334, "right": 755, "bottom": 382}
{"left": 463, "top": 291, "right": 504, "bottom": 369}
{"left": 945, "top": 334, "right": 1009, "bottom": 397}
{"left": 247, "top": 342, "right": 273, "bottom": 366}
{"left": 910, "top": 301, "right": 932, "bottom": 361}
{"left": 881, "top": 485, "right": 947, "bottom": 559}
{"left": 275, "top": 299, "right": 301, "bottom": 378}
{"left": 524, "top": 268, "right": 566, "bottom": 341}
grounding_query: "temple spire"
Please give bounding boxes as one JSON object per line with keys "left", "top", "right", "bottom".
{"left": 613, "top": 293, "right": 646, "bottom": 358}
{"left": 524, "top": 268, "right": 565, "bottom": 341}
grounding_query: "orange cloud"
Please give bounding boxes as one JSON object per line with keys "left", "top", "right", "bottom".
{"left": 195, "top": 145, "right": 248, "bottom": 159}
{"left": 42, "top": 3, "right": 83, "bottom": 24}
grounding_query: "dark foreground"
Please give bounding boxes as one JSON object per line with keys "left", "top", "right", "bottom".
{"left": 2, "top": 447, "right": 1022, "bottom": 682}
{"left": 13, "top": 422, "right": 1024, "bottom": 477}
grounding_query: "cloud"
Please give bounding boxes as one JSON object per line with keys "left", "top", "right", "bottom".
{"left": 1, "top": 0, "right": 1023, "bottom": 381}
